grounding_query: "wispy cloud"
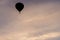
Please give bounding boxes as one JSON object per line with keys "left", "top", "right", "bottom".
{"left": 0, "top": 0, "right": 60, "bottom": 40}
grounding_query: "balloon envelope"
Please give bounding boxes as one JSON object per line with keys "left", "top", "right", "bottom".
{"left": 15, "top": 2, "right": 24, "bottom": 12}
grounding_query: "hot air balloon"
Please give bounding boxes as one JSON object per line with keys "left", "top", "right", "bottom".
{"left": 15, "top": 2, "right": 24, "bottom": 12}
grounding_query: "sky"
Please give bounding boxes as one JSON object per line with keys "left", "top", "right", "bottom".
{"left": 0, "top": 0, "right": 60, "bottom": 40}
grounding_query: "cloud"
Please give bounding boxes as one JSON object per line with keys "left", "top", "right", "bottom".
{"left": 0, "top": 0, "right": 60, "bottom": 40}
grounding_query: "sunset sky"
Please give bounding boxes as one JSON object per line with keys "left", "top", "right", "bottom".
{"left": 0, "top": 0, "right": 60, "bottom": 40}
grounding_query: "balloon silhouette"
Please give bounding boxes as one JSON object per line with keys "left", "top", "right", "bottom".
{"left": 15, "top": 2, "right": 24, "bottom": 12}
